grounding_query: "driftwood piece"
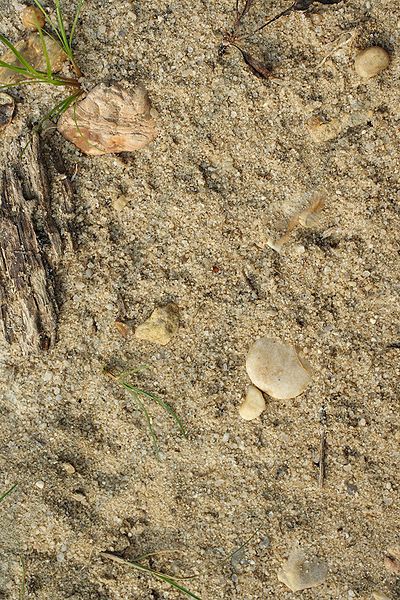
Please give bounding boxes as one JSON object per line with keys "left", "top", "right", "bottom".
{"left": 0, "top": 134, "right": 74, "bottom": 353}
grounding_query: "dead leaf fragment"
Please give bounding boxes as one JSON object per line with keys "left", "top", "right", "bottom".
{"left": 237, "top": 47, "right": 271, "bottom": 79}
{"left": 58, "top": 83, "right": 158, "bottom": 155}
{"left": 0, "top": 93, "right": 15, "bottom": 130}
{"left": 384, "top": 547, "right": 400, "bottom": 575}
{"left": 0, "top": 34, "right": 67, "bottom": 85}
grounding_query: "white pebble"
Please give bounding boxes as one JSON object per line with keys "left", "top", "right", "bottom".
{"left": 246, "top": 337, "right": 312, "bottom": 399}
{"left": 35, "top": 480, "right": 45, "bottom": 489}
{"left": 238, "top": 385, "right": 266, "bottom": 420}
{"left": 354, "top": 47, "right": 390, "bottom": 79}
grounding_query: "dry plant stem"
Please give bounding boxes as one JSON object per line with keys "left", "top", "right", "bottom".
{"left": 319, "top": 428, "right": 326, "bottom": 488}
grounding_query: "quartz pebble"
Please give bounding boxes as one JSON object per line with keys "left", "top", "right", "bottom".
{"left": 238, "top": 385, "right": 266, "bottom": 420}
{"left": 21, "top": 6, "right": 45, "bottom": 30}
{"left": 354, "top": 47, "right": 390, "bottom": 79}
{"left": 0, "top": 93, "right": 15, "bottom": 130}
{"left": 278, "top": 545, "right": 328, "bottom": 592}
{"left": 246, "top": 337, "right": 312, "bottom": 399}
{"left": 135, "top": 303, "right": 179, "bottom": 345}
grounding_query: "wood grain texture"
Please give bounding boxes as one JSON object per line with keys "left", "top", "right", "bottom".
{"left": 0, "top": 134, "right": 74, "bottom": 353}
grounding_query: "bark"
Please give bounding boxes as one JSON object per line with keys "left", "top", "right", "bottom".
{"left": 0, "top": 134, "right": 74, "bottom": 353}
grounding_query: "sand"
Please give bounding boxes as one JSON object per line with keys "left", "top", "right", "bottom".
{"left": 0, "top": 0, "right": 399, "bottom": 598}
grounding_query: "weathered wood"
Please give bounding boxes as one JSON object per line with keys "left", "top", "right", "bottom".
{"left": 0, "top": 134, "right": 74, "bottom": 353}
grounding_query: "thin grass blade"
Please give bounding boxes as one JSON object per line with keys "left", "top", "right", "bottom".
{"left": 69, "top": 0, "right": 85, "bottom": 46}
{"left": 35, "top": 20, "right": 52, "bottom": 78}
{"left": 140, "top": 389, "right": 187, "bottom": 437}
{"left": 55, "top": 0, "right": 71, "bottom": 57}
{"left": 32, "top": 0, "right": 68, "bottom": 53}
{"left": 0, "top": 34, "right": 41, "bottom": 77}
{"left": 123, "top": 383, "right": 160, "bottom": 454}
{"left": 0, "top": 483, "right": 17, "bottom": 503}
{"left": 100, "top": 553, "right": 202, "bottom": 600}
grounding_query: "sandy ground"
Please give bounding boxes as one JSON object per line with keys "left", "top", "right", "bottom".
{"left": 0, "top": 0, "right": 399, "bottom": 598}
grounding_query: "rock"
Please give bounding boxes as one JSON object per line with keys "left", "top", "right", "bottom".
{"left": 112, "top": 195, "right": 130, "bottom": 210}
{"left": 0, "top": 93, "right": 15, "bottom": 130}
{"left": 21, "top": 6, "right": 46, "bottom": 30}
{"left": 372, "top": 592, "right": 391, "bottom": 600}
{"left": 354, "top": 47, "right": 390, "bottom": 79}
{"left": 384, "top": 546, "right": 400, "bottom": 575}
{"left": 307, "top": 116, "right": 342, "bottom": 143}
{"left": 278, "top": 545, "right": 328, "bottom": 592}
{"left": 246, "top": 337, "right": 312, "bottom": 399}
{"left": 0, "top": 34, "right": 67, "bottom": 85}
{"left": 238, "top": 385, "right": 266, "bottom": 420}
{"left": 134, "top": 303, "right": 179, "bottom": 345}
{"left": 58, "top": 83, "right": 158, "bottom": 155}
{"left": 62, "top": 463, "right": 76, "bottom": 475}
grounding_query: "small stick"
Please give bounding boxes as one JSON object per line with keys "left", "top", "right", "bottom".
{"left": 319, "top": 427, "right": 326, "bottom": 488}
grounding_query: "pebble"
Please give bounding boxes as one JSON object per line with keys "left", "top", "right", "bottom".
{"left": 0, "top": 34, "right": 66, "bottom": 85}
{"left": 35, "top": 480, "right": 45, "bottom": 490}
{"left": 112, "top": 195, "right": 130, "bottom": 210}
{"left": 135, "top": 303, "right": 180, "bottom": 345}
{"left": 372, "top": 592, "right": 391, "bottom": 600}
{"left": 21, "top": 6, "right": 45, "bottom": 30}
{"left": 0, "top": 93, "right": 15, "bottom": 130}
{"left": 355, "top": 47, "right": 390, "bottom": 79}
{"left": 307, "top": 116, "right": 342, "bottom": 143}
{"left": 246, "top": 337, "right": 312, "bottom": 399}
{"left": 238, "top": 385, "right": 266, "bottom": 420}
{"left": 58, "top": 83, "right": 158, "bottom": 156}
{"left": 62, "top": 463, "right": 76, "bottom": 475}
{"left": 278, "top": 545, "right": 328, "bottom": 592}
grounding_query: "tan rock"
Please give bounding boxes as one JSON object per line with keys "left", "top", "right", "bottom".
{"left": 278, "top": 545, "right": 328, "bottom": 592}
{"left": 355, "top": 47, "right": 390, "bottom": 79}
{"left": 372, "top": 592, "right": 391, "bottom": 600}
{"left": 62, "top": 462, "right": 76, "bottom": 475}
{"left": 0, "top": 93, "right": 15, "bottom": 130}
{"left": 307, "top": 116, "right": 342, "bottom": 143}
{"left": 238, "top": 385, "right": 266, "bottom": 420}
{"left": 21, "top": 6, "right": 46, "bottom": 31}
{"left": 58, "top": 83, "right": 158, "bottom": 155}
{"left": 0, "top": 34, "right": 67, "bottom": 85}
{"left": 246, "top": 337, "right": 312, "bottom": 399}
{"left": 135, "top": 303, "right": 179, "bottom": 345}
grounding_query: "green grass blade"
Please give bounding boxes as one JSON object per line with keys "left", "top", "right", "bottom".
{"left": 32, "top": 0, "right": 69, "bottom": 54}
{"left": 139, "top": 389, "right": 187, "bottom": 438}
{"left": 100, "top": 553, "right": 202, "bottom": 600}
{"left": 0, "top": 483, "right": 17, "bottom": 503}
{"left": 0, "top": 34, "right": 41, "bottom": 77}
{"left": 123, "top": 383, "right": 160, "bottom": 454}
{"left": 55, "top": 0, "right": 71, "bottom": 57}
{"left": 69, "top": 0, "right": 85, "bottom": 46}
{"left": 19, "top": 557, "right": 25, "bottom": 600}
{"left": 35, "top": 20, "right": 52, "bottom": 78}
